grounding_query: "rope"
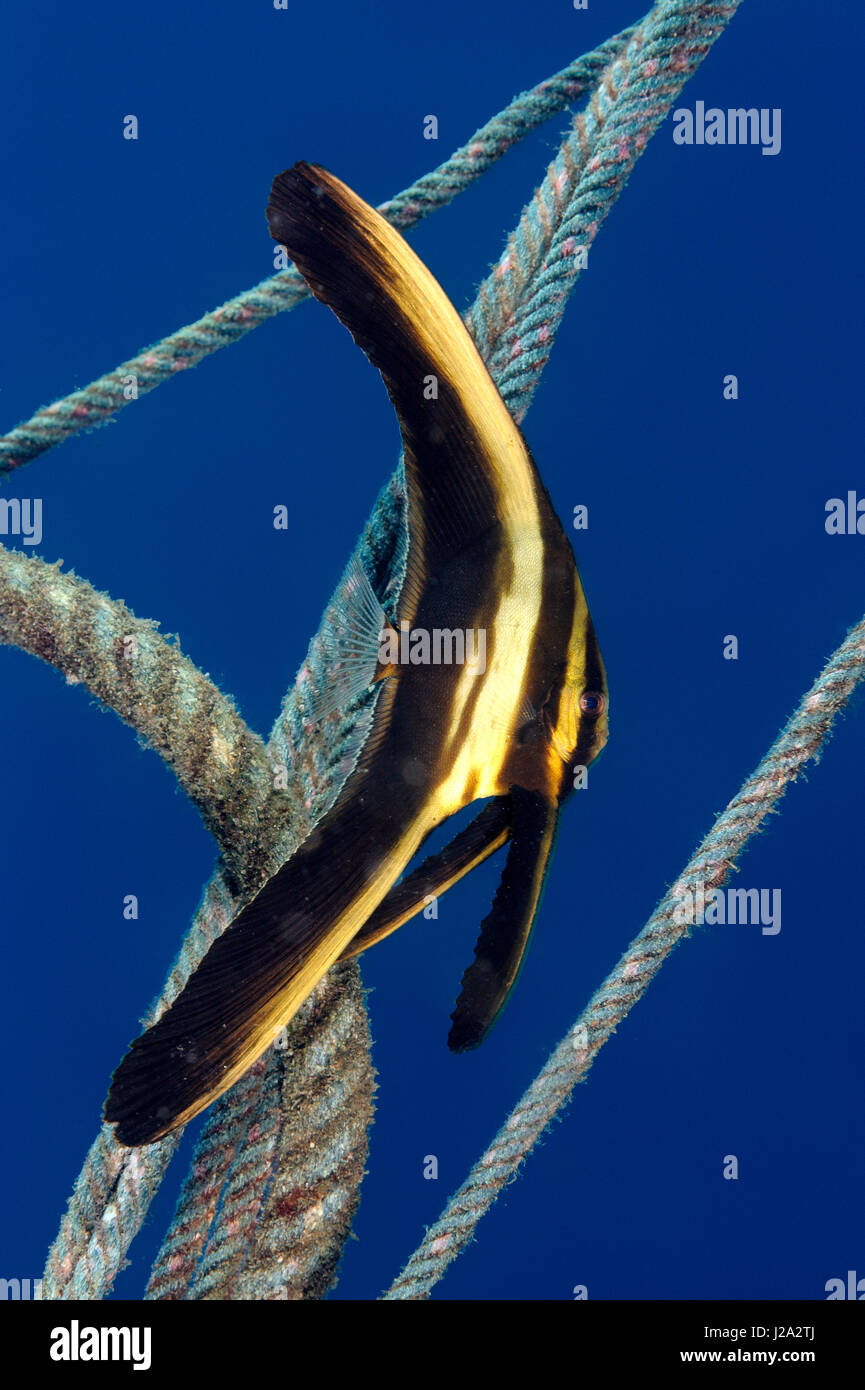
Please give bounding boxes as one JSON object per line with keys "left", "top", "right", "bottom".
{"left": 384, "top": 615, "right": 865, "bottom": 1299}
{"left": 0, "top": 30, "right": 633, "bottom": 480}
{"left": 178, "top": 969, "right": 374, "bottom": 1301}
{"left": 144, "top": 1050, "right": 270, "bottom": 1299}
{"left": 467, "top": 0, "right": 744, "bottom": 423}
{"left": 42, "top": 881, "right": 230, "bottom": 1299}
{"left": 30, "top": 0, "right": 746, "bottom": 1299}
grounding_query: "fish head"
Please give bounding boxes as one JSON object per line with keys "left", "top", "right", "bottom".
{"left": 542, "top": 590, "right": 608, "bottom": 802}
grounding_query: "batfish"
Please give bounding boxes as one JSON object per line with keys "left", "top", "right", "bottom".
{"left": 104, "top": 162, "right": 608, "bottom": 1145}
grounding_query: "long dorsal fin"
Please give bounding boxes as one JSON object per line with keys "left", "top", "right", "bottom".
{"left": 449, "top": 786, "right": 559, "bottom": 1052}
{"left": 266, "top": 162, "right": 539, "bottom": 572}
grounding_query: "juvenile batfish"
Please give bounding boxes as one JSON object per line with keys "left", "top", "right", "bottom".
{"left": 104, "top": 162, "right": 608, "bottom": 1146}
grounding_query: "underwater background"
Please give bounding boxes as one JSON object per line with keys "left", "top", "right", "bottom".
{"left": 1, "top": 0, "right": 862, "bottom": 1301}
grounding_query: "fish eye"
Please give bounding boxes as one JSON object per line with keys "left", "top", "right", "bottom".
{"left": 579, "top": 690, "right": 605, "bottom": 716}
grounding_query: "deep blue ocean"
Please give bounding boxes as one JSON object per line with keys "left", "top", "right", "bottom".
{"left": 1, "top": 0, "right": 862, "bottom": 1302}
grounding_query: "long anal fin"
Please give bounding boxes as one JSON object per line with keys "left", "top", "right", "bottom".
{"left": 339, "top": 797, "right": 512, "bottom": 960}
{"left": 104, "top": 722, "right": 424, "bottom": 1146}
{"left": 448, "top": 787, "right": 559, "bottom": 1053}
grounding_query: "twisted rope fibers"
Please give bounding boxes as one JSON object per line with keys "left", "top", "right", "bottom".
{"left": 145, "top": 978, "right": 375, "bottom": 1300}
{"left": 143, "top": 1055, "right": 270, "bottom": 1299}
{"left": 195, "top": 978, "right": 374, "bottom": 1301}
{"left": 384, "top": 616, "right": 865, "bottom": 1298}
{"left": 29, "top": 0, "right": 746, "bottom": 1299}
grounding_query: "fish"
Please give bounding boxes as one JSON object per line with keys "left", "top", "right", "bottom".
{"left": 104, "top": 161, "right": 608, "bottom": 1146}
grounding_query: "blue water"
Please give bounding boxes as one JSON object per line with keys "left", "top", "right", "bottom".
{"left": 1, "top": 0, "right": 862, "bottom": 1301}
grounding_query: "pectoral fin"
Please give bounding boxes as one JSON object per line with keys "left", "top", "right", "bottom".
{"left": 448, "top": 787, "right": 559, "bottom": 1053}
{"left": 311, "top": 554, "right": 392, "bottom": 720}
{"left": 339, "top": 796, "right": 512, "bottom": 960}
